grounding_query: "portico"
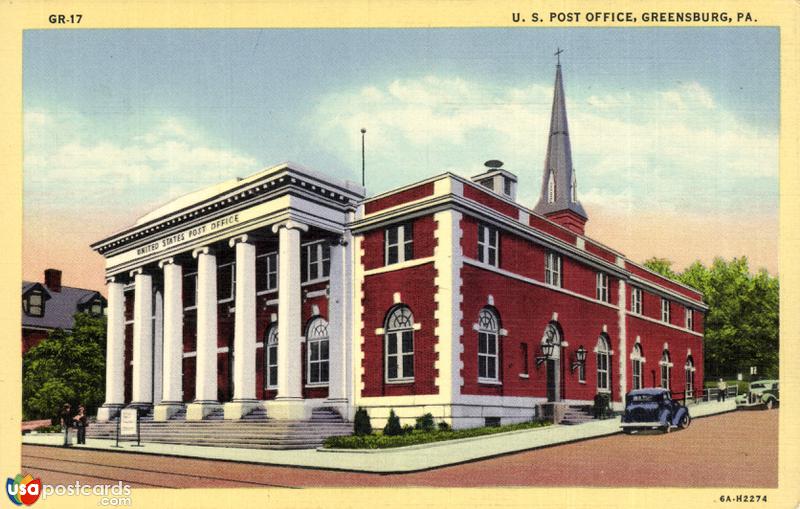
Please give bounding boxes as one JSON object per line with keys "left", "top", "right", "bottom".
{"left": 93, "top": 163, "right": 364, "bottom": 421}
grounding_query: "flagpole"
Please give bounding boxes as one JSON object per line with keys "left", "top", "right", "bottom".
{"left": 361, "top": 128, "right": 366, "bottom": 188}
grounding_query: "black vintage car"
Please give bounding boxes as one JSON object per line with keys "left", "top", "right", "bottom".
{"left": 620, "top": 388, "right": 691, "bottom": 434}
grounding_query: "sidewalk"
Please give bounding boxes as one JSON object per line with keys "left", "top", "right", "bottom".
{"left": 22, "top": 400, "right": 736, "bottom": 473}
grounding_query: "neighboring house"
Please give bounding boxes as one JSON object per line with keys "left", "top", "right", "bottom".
{"left": 91, "top": 61, "right": 706, "bottom": 428}
{"left": 22, "top": 269, "right": 107, "bottom": 353}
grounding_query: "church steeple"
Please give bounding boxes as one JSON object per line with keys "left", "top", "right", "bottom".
{"left": 534, "top": 52, "right": 588, "bottom": 234}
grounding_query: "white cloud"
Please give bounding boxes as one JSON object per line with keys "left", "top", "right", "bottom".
{"left": 311, "top": 76, "right": 777, "bottom": 215}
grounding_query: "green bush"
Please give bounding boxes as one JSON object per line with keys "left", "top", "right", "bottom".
{"left": 402, "top": 424, "right": 415, "bottom": 435}
{"left": 32, "top": 424, "right": 62, "bottom": 434}
{"left": 353, "top": 407, "right": 372, "bottom": 436}
{"left": 437, "top": 421, "right": 451, "bottom": 432}
{"left": 324, "top": 419, "right": 551, "bottom": 449}
{"left": 415, "top": 413, "right": 435, "bottom": 432}
{"left": 383, "top": 409, "right": 403, "bottom": 436}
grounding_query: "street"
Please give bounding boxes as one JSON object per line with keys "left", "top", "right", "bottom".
{"left": 21, "top": 409, "right": 777, "bottom": 488}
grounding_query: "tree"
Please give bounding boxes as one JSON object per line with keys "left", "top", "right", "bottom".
{"left": 644, "top": 256, "right": 779, "bottom": 380}
{"left": 23, "top": 313, "right": 106, "bottom": 421}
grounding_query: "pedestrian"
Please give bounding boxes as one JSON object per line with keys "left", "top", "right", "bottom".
{"left": 59, "top": 403, "right": 72, "bottom": 447}
{"left": 717, "top": 378, "right": 727, "bottom": 402}
{"left": 73, "top": 404, "right": 88, "bottom": 445}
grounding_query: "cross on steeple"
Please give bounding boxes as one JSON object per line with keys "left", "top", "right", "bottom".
{"left": 554, "top": 47, "right": 564, "bottom": 65}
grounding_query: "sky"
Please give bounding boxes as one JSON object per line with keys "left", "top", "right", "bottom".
{"left": 22, "top": 28, "right": 779, "bottom": 291}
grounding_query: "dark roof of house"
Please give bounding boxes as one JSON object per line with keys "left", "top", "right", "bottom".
{"left": 21, "top": 282, "right": 106, "bottom": 330}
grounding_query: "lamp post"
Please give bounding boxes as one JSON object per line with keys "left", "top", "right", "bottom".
{"left": 571, "top": 345, "right": 587, "bottom": 373}
{"left": 536, "top": 341, "right": 555, "bottom": 367}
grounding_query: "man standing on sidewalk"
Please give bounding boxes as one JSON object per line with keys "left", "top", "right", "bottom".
{"left": 717, "top": 378, "right": 728, "bottom": 402}
{"left": 59, "top": 403, "right": 72, "bottom": 447}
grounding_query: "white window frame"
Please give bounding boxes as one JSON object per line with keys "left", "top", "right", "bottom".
{"left": 595, "top": 335, "right": 611, "bottom": 392}
{"left": 478, "top": 224, "right": 499, "bottom": 267}
{"left": 183, "top": 272, "right": 198, "bottom": 310}
{"left": 303, "top": 241, "right": 331, "bottom": 283}
{"left": 385, "top": 223, "right": 413, "bottom": 265}
{"left": 265, "top": 325, "right": 278, "bottom": 390}
{"left": 596, "top": 272, "right": 609, "bottom": 302}
{"left": 24, "top": 292, "right": 44, "bottom": 317}
{"left": 631, "top": 287, "right": 643, "bottom": 315}
{"left": 306, "top": 317, "right": 330, "bottom": 386}
{"left": 477, "top": 308, "right": 500, "bottom": 383}
{"left": 661, "top": 298, "right": 671, "bottom": 323}
{"left": 630, "top": 344, "right": 644, "bottom": 390}
{"left": 685, "top": 357, "right": 696, "bottom": 398}
{"left": 256, "top": 251, "right": 278, "bottom": 293}
{"left": 660, "top": 350, "right": 673, "bottom": 390}
{"left": 545, "top": 251, "right": 562, "bottom": 288}
{"left": 685, "top": 307, "right": 693, "bottom": 330}
{"left": 384, "top": 306, "right": 415, "bottom": 383}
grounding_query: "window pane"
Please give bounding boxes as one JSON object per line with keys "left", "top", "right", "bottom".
{"left": 487, "top": 335, "right": 496, "bottom": 355}
{"left": 488, "top": 358, "right": 496, "bottom": 379}
{"left": 388, "top": 356, "right": 398, "bottom": 379}
{"left": 269, "top": 366, "right": 277, "bottom": 386}
{"left": 479, "top": 356, "right": 487, "bottom": 378}
{"left": 310, "top": 363, "right": 319, "bottom": 383}
{"left": 321, "top": 360, "right": 329, "bottom": 382}
{"left": 321, "top": 340, "right": 329, "bottom": 360}
{"left": 404, "top": 240, "right": 413, "bottom": 262}
{"left": 478, "top": 333, "right": 487, "bottom": 354}
{"left": 488, "top": 248, "right": 496, "bottom": 266}
{"left": 387, "top": 245, "right": 398, "bottom": 265}
{"left": 402, "top": 331, "right": 413, "bottom": 353}
{"left": 30, "top": 294, "right": 41, "bottom": 305}
{"left": 403, "top": 223, "right": 413, "bottom": 241}
{"left": 387, "top": 333, "right": 397, "bottom": 354}
{"left": 309, "top": 263, "right": 319, "bottom": 281}
{"left": 387, "top": 227, "right": 398, "bottom": 244}
{"left": 310, "top": 341, "right": 319, "bottom": 361}
{"left": 402, "top": 354, "right": 414, "bottom": 378}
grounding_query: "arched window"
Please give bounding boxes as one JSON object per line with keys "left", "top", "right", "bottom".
{"left": 477, "top": 308, "right": 500, "bottom": 382}
{"left": 306, "top": 317, "right": 330, "bottom": 385}
{"left": 630, "top": 343, "right": 644, "bottom": 390}
{"left": 660, "top": 349, "right": 673, "bottom": 390}
{"left": 685, "top": 356, "right": 696, "bottom": 398}
{"left": 547, "top": 171, "right": 556, "bottom": 203}
{"left": 596, "top": 335, "right": 611, "bottom": 391}
{"left": 385, "top": 306, "right": 414, "bottom": 382}
{"left": 265, "top": 325, "right": 278, "bottom": 390}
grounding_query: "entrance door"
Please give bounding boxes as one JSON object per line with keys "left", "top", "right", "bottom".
{"left": 546, "top": 359, "right": 557, "bottom": 402}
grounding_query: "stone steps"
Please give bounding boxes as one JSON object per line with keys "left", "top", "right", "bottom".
{"left": 559, "top": 405, "right": 596, "bottom": 425}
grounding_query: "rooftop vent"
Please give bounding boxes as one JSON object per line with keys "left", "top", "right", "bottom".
{"left": 471, "top": 160, "right": 517, "bottom": 201}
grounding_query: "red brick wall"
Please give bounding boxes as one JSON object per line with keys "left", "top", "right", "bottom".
{"left": 459, "top": 264, "right": 622, "bottom": 403}
{"left": 21, "top": 329, "right": 48, "bottom": 354}
{"left": 626, "top": 262, "right": 703, "bottom": 301}
{"left": 365, "top": 182, "right": 434, "bottom": 214}
{"left": 463, "top": 184, "right": 518, "bottom": 218}
{"left": 585, "top": 241, "right": 618, "bottom": 264}
{"left": 362, "top": 215, "right": 436, "bottom": 271}
{"left": 529, "top": 214, "right": 577, "bottom": 244}
{"left": 360, "top": 263, "right": 438, "bottom": 397}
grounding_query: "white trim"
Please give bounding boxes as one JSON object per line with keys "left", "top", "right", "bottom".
{"left": 305, "top": 289, "right": 327, "bottom": 299}
{"left": 364, "top": 257, "right": 435, "bottom": 277}
{"left": 182, "top": 351, "right": 197, "bottom": 358}
{"left": 626, "top": 311, "right": 704, "bottom": 337}
{"left": 478, "top": 379, "right": 503, "bottom": 386}
{"left": 464, "top": 259, "right": 619, "bottom": 311}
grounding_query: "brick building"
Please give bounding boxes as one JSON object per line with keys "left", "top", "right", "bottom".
{"left": 93, "top": 62, "right": 705, "bottom": 428}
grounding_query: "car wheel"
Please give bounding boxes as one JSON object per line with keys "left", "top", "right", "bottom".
{"left": 663, "top": 424, "right": 671, "bottom": 434}
{"left": 679, "top": 414, "right": 691, "bottom": 429}
{"left": 766, "top": 399, "right": 774, "bottom": 410}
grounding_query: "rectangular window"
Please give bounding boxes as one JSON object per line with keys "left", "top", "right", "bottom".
{"left": 520, "top": 343, "right": 529, "bottom": 375}
{"left": 596, "top": 272, "right": 609, "bottom": 302}
{"left": 685, "top": 368, "right": 694, "bottom": 398}
{"left": 661, "top": 298, "right": 671, "bottom": 323}
{"left": 386, "top": 330, "right": 414, "bottom": 381}
{"left": 477, "top": 224, "right": 499, "bottom": 267}
{"left": 503, "top": 178, "right": 512, "bottom": 196}
{"left": 545, "top": 252, "right": 562, "bottom": 287}
{"left": 661, "top": 364, "right": 671, "bottom": 389}
{"left": 256, "top": 252, "right": 278, "bottom": 292}
{"left": 632, "top": 360, "right": 642, "bottom": 390}
{"left": 631, "top": 288, "right": 643, "bottom": 315}
{"left": 301, "top": 241, "right": 331, "bottom": 282}
{"left": 26, "top": 293, "right": 43, "bottom": 317}
{"left": 478, "top": 331, "right": 499, "bottom": 381}
{"left": 183, "top": 272, "right": 197, "bottom": 309}
{"left": 217, "top": 262, "right": 235, "bottom": 301}
{"left": 685, "top": 307, "right": 693, "bottom": 330}
{"left": 267, "top": 343, "right": 278, "bottom": 389}
{"left": 578, "top": 359, "right": 586, "bottom": 383}
{"left": 597, "top": 353, "right": 609, "bottom": 390}
{"left": 307, "top": 339, "right": 330, "bottom": 385}
{"left": 385, "top": 223, "right": 413, "bottom": 265}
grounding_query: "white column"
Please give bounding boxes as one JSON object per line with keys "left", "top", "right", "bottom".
{"left": 325, "top": 238, "right": 347, "bottom": 404}
{"left": 269, "top": 220, "right": 308, "bottom": 420}
{"left": 617, "top": 278, "right": 627, "bottom": 408}
{"left": 224, "top": 235, "right": 259, "bottom": 419}
{"left": 130, "top": 269, "right": 153, "bottom": 407}
{"left": 187, "top": 246, "right": 221, "bottom": 420}
{"left": 154, "top": 259, "right": 184, "bottom": 421}
{"left": 97, "top": 280, "right": 125, "bottom": 421}
{"left": 152, "top": 290, "right": 163, "bottom": 405}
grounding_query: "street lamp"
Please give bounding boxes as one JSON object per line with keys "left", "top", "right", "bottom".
{"left": 571, "top": 345, "right": 587, "bottom": 373}
{"left": 536, "top": 341, "right": 555, "bottom": 367}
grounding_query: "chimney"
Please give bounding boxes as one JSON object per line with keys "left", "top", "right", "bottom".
{"left": 44, "top": 268, "right": 62, "bottom": 292}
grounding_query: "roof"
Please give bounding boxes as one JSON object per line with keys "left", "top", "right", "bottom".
{"left": 627, "top": 388, "right": 670, "bottom": 396}
{"left": 21, "top": 282, "right": 105, "bottom": 330}
{"left": 534, "top": 63, "right": 588, "bottom": 220}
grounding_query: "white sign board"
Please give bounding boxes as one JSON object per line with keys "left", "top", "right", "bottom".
{"left": 119, "top": 408, "right": 138, "bottom": 436}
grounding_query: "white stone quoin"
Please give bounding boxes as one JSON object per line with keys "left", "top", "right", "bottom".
{"left": 270, "top": 220, "right": 308, "bottom": 420}
{"left": 186, "top": 247, "right": 222, "bottom": 420}
{"left": 224, "top": 235, "right": 260, "bottom": 419}
{"left": 130, "top": 270, "right": 153, "bottom": 408}
{"left": 325, "top": 238, "right": 347, "bottom": 406}
{"left": 97, "top": 280, "right": 125, "bottom": 421}
{"left": 154, "top": 259, "right": 185, "bottom": 421}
